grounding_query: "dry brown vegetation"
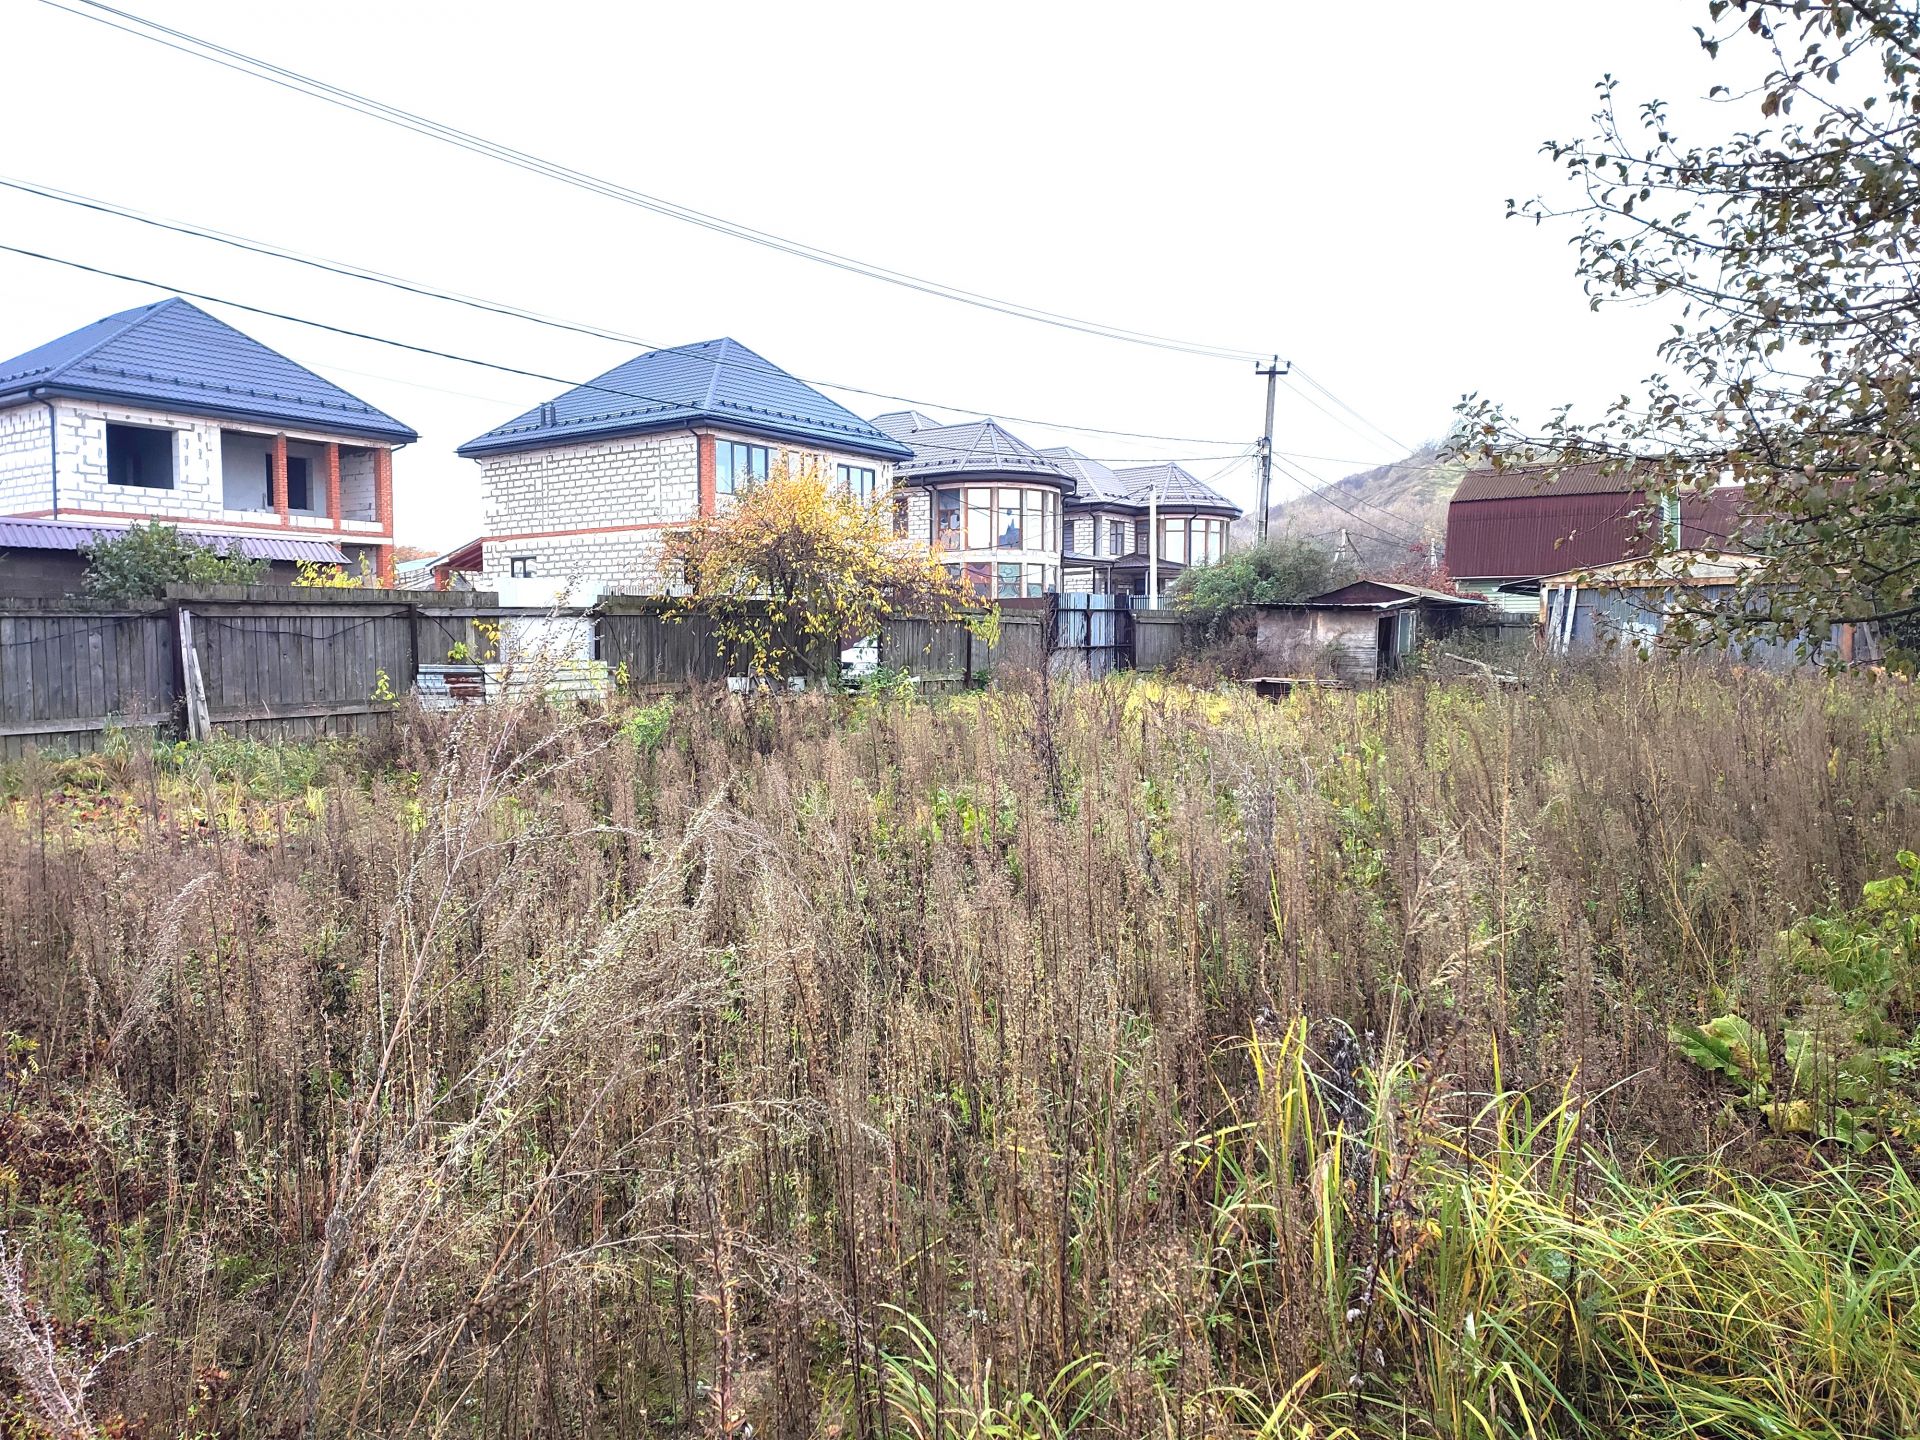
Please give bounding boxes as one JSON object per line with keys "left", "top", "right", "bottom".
{"left": 2, "top": 665, "right": 1918, "bottom": 1438}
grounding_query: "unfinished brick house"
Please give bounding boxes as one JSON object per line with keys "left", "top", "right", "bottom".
{"left": 455, "top": 338, "right": 911, "bottom": 599}
{"left": 0, "top": 297, "right": 417, "bottom": 588}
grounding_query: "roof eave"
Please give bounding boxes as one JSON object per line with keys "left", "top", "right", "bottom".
{"left": 9, "top": 382, "right": 417, "bottom": 444}
{"left": 458, "top": 408, "right": 909, "bottom": 461}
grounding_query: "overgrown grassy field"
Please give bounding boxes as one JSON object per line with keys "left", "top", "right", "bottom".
{"left": 3, "top": 665, "right": 1919, "bottom": 1439}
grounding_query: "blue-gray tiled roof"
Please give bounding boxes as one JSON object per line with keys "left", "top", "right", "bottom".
{"left": 0, "top": 298, "right": 417, "bottom": 443}
{"left": 459, "top": 338, "right": 910, "bottom": 460}
{"left": 1040, "top": 447, "right": 1135, "bottom": 507}
{"left": 882, "top": 415, "right": 1072, "bottom": 486}
{"left": 1115, "top": 462, "right": 1242, "bottom": 515}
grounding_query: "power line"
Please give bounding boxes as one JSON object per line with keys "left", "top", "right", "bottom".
{"left": 0, "top": 242, "right": 1258, "bottom": 476}
{"left": 1268, "top": 455, "right": 1423, "bottom": 547}
{"left": 39, "top": 0, "right": 1270, "bottom": 365}
{"left": 0, "top": 175, "right": 1254, "bottom": 451}
{"left": 1290, "top": 366, "right": 1418, "bottom": 455}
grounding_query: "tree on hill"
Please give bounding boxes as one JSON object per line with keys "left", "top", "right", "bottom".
{"left": 81, "top": 523, "right": 266, "bottom": 603}
{"left": 662, "top": 464, "right": 980, "bottom": 677}
{"left": 1459, "top": 0, "right": 1920, "bottom": 658}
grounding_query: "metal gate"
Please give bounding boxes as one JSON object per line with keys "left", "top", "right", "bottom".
{"left": 1049, "top": 593, "right": 1134, "bottom": 676}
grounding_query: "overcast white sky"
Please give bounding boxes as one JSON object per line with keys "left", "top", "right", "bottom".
{"left": 1, "top": 0, "right": 1739, "bottom": 549}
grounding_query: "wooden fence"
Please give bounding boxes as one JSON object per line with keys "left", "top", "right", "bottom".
{"left": 0, "top": 588, "right": 1074, "bottom": 756}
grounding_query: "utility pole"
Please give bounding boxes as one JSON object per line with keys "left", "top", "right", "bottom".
{"left": 1255, "top": 356, "right": 1288, "bottom": 544}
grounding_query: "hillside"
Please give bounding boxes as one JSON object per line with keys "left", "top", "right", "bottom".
{"left": 1255, "top": 443, "right": 1466, "bottom": 569}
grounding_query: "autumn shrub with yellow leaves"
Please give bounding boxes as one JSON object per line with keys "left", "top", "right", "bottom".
{"left": 662, "top": 463, "right": 983, "bottom": 676}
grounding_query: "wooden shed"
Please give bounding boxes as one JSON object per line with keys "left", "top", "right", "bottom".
{"left": 1247, "top": 581, "right": 1488, "bottom": 684}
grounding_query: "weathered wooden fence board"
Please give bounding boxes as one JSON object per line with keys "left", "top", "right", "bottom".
{"left": 1, "top": 585, "right": 1204, "bottom": 756}
{"left": 0, "top": 607, "right": 176, "bottom": 758}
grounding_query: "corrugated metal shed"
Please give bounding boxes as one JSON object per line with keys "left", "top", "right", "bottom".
{"left": 460, "top": 338, "right": 910, "bottom": 461}
{"left": 0, "top": 517, "right": 347, "bottom": 563}
{"left": 0, "top": 298, "right": 417, "bottom": 443}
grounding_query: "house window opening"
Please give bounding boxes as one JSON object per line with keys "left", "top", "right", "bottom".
{"left": 936, "top": 489, "right": 963, "bottom": 548}
{"left": 715, "top": 441, "right": 770, "bottom": 495}
{"left": 509, "top": 555, "right": 535, "bottom": 578}
{"left": 838, "top": 463, "right": 877, "bottom": 501}
{"left": 106, "top": 423, "right": 174, "bottom": 489}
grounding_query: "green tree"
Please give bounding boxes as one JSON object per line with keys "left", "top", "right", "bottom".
{"left": 1458, "top": 1, "right": 1920, "bottom": 658}
{"left": 1172, "top": 535, "right": 1350, "bottom": 627}
{"left": 82, "top": 523, "right": 266, "bottom": 603}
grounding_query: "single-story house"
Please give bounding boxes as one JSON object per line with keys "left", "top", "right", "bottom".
{"left": 1445, "top": 461, "right": 1749, "bottom": 617}
{"left": 1540, "top": 552, "right": 1878, "bottom": 666}
{"left": 1248, "top": 580, "right": 1488, "bottom": 684}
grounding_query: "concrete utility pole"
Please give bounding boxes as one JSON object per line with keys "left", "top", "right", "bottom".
{"left": 1147, "top": 479, "right": 1160, "bottom": 610}
{"left": 1255, "top": 356, "right": 1288, "bottom": 543}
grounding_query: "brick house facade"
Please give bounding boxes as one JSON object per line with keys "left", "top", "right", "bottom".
{"left": 0, "top": 298, "right": 415, "bottom": 585}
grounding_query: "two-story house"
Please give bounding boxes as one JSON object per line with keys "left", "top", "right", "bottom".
{"left": 1045, "top": 448, "right": 1241, "bottom": 597}
{"left": 874, "top": 413, "right": 1070, "bottom": 600}
{"left": 456, "top": 337, "right": 911, "bottom": 598}
{"left": 0, "top": 298, "right": 416, "bottom": 591}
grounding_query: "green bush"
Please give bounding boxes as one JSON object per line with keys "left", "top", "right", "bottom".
{"left": 1171, "top": 535, "right": 1350, "bottom": 626}
{"left": 82, "top": 522, "right": 266, "bottom": 603}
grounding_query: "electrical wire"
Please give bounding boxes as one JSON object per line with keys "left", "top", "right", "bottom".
{"left": 38, "top": 0, "right": 1271, "bottom": 364}
{"left": 1268, "top": 455, "right": 1423, "bottom": 547}
{"left": 0, "top": 175, "right": 1263, "bottom": 452}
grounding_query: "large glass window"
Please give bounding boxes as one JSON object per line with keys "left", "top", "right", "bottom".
{"left": 936, "top": 489, "right": 963, "bottom": 547}
{"left": 1161, "top": 517, "right": 1188, "bottom": 565}
{"left": 838, "top": 463, "right": 877, "bottom": 501}
{"left": 965, "top": 488, "right": 993, "bottom": 548}
{"left": 1110, "top": 518, "right": 1131, "bottom": 555}
{"left": 715, "top": 440, "right": 769, "bottom": 496}
{"left": 997, "top": 562, "right": 1024, "bottom": 597}
{"left": 1025, "top": 492, "right": 1045, "bottom": 551}
{"left": 963, "top": 561, "right": 992, "bottom": 596}
{"left": 1026, "top": 563, "right": 1047, "bottom": 597}
{"left": 997, "top": 492, "right": 1022, "bottom": 548}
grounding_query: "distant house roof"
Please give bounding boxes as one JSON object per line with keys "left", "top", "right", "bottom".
{"left": 1451, "top": 460, "right": 1650, "bottom": 503}
{"left": 1447, "top": 461, "right": 1753, "bottom": 580}
{"left": 1114, "top": 462, "right": 1242, "bottom": 515}
{"left": 460, "top": 338, "right": 910, "bottom": 461}
{"left": 1039, "top": 447, "right": 1133, "bottom": 506}
{"left": 880, "top": 415, "right": 1073, "bottom": 487}
{"left": 0, "top": 516, "right": 347, "bottom": 563}
{"left": 1308, "top": 579, "right": 1485, "bottom": 608}
{"left": 0, "top": 298, "right": 417, "bottom": 444}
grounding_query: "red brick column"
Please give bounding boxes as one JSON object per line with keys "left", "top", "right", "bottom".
{"left": 373, "top": 447, "right": 395, "bottom": 585}
{"left": 697, "top": 433, "right": 716, "bottom": 517}
{"left": 272, "top": 433, "right": 289, "bottom": 524}
{"left": 325, "top": 442, "right": 341, "bottom": 526}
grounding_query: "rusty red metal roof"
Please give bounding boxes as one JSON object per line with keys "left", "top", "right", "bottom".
{"left": 1451, "top": 461, "right": 1651, "bottom": 503}
{"left": 1447, "top": 472, "right": 1752, "bottom": 581}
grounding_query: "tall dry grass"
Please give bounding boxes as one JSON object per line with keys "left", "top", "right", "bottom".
{"left": 1, "top": 661, "right": 1917, "bottom": 1438}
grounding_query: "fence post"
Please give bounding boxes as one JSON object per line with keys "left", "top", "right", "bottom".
{"left": 175, "top": 605, "right": 210, "bottom": 741}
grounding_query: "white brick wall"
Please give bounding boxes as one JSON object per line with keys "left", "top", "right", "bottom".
{"left": 475, "top": 425, "right": 899, "bottom": 594}
{"left": 0, "top": 404, "right": 51, "bottom": 514}
{"left": 1, "top": 400, "right": 395, "bottom": 534}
